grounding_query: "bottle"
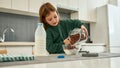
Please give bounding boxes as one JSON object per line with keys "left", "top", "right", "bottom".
{"left": 34, "top": 23, "right": 49, "bottom": 56}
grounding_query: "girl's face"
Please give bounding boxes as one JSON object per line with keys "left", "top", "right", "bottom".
{"left": 45, "top": 11, "right": 59, "bottom": 26}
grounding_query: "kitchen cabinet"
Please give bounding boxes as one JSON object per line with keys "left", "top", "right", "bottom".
{"left": 0, "top": 46, "right": 5, "bottom": 50}
{"left": 0, "top": 0, "right": 78, "bottom": 19}
{"left": 78, "top": 0, "right": 88, "bottom": 21}
{"left": 0, "top": 0, "right": 108, "bottom": 21}
{"left": 0, "top": 0, "right": 11, "bottom": 8}
{"left": 0, "top": 46, "right": 6, "bottom": 54}
{"left": 0, "top": 42, "right": 34, "bottom": 55}
{"left": 69, "top": 0, "right": 80, "bottom": 19}
{"left": 109, "top": 0, "right": 120, "bottom": 6}
{"left": 29, "top": 0, "right": 44, "bottom": 13}
{"left": 58, "top": 0, "right": 68, "bottom": 7}
{"left": 78, "top": 0, "right": 108, "bottom": 22}
{"left": 68, "top": 0, "right": 79, "bottom": 9}
{"left": 0, "top": 0, "right": 29, "bottom": 11}
{"left": 87, "top": 0, "right": 108, "bottom": 22}
{"left": 110, "top": 46, "right": 120, "bottom": 53}
{"left": 6, "top": 46, "right": 33, "bottom": 55}
{"left": 57, "top": 0, "right": 79, "bottom": 12}
{"left": 87, "top": 0, "right": 97, "bottom": 22}
{"left": 11, "top": 0, "right": 29, "bottom": 11}
{"left": 29, "top": 0, "right": 78, "bottom": 14}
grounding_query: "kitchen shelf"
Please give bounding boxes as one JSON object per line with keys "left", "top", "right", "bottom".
{"left": 0, "top": 42, "right": 34, "bottom": 46}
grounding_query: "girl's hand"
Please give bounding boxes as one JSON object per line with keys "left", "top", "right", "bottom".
{"left": 81, "top": 25, "right": 88, "bottom": 39}
{"left": 63, "top": 38, "right": 75, "bottom": 49}
{"left": 64, "top": 38, "right": 71, "bottom": 45}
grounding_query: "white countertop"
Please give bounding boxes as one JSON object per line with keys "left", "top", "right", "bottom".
{"left": 81, "top": 43, "right": 106, "bottom": 46}
{"left": 0, "top": 53, "right": 120, "bottom": 67}
{"left": 0, "top": 42, "right": 105, "bottom": 46}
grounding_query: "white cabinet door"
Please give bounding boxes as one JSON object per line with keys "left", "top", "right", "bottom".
{"left": 12, "top": 0, "right": 28, "bottom": 11}
{"left": 87, "top": 0, "right": 97, "bottom": 22}
{"left": 58, "top": 0, "right": 68, "bottom": 6}
{"left": 29, "top": 0, "right": 44, "bottom": 13}
{"left": 78, "top": 0, "right": 108, "bottom": 22}
{"left": 109, "top": 0, "right": 118, "bottom": 6}
{"left": 78, "top": 0, "right": 88, "bottom": 21}
{"left": 69, "top": 0, "right": 79, "bottom": 19}
{"left": 109, "top": 0, "right": 120, "bottom": 6}
{"left": 68, "top": 0, "right": 79, "bottom": 10}
{"left": 0, "top": 0, "right": 11, "bottom": 8}
{"left": 0, "top": 46, "right": 7, "bottom": 54}
{"left": 0, "top": 46, "right": 6, "bottom": 50}
{"left": 6, "top": 46, "right": 33, "bottom": 55}
{"left": 96, "top": 0, "right": 109, "bottom": 7}
{"left": 110, "top": 47, "right": 120, "bottom": 53}
{"left": 87, "top": 0, "right": 108, "bottom": 22}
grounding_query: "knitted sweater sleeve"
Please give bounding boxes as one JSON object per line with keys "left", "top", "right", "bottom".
{"left": 46, "top": 30, "right": 64, "bottom": 54}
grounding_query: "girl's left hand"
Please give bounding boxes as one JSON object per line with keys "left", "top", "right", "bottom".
{"left": 81, "top": 25, "right": 88, "bottom": 39}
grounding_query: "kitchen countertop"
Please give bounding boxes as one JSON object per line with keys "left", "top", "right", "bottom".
{"left": 0, "top": 53, "right": 120, "bottom": 67}
{"left": 81, "top": 43, "right": 106, "bottom": 46}
{"left": 0, "top": 42, "right": 105, "bottom": 46}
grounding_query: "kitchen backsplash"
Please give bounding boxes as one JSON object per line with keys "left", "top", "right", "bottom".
{"left": 0, "top": 12, "right": 39, "bottom": 42}
{"left": 0, "top": 12, "right": 90, "bottom": 42}
{"left": 0, "top": 12, "right": 71, "bottom": 42}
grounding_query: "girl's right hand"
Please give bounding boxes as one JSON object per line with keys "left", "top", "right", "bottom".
{"left": 63, "top": 38, "right": 75, "bottom": 49}
{"left": 64, "top": 38, "right": 71, "bottom": 45}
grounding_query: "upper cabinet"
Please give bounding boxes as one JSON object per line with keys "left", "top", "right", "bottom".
{"left": 0, "top": 0, "right": 29, "bottom": 11}
{"left": 68, "top": 0, "right": 79, "bottom": 9}
{"left": 0, "top": 0, "right": 39, "bottom": 16}
{"left": 58, "top": 0, "right": 68, "bottom": 6}
{"left": 0, "top": 0, "right": 11, "bottom": 8}
{"left": 29, "top": 0, "right": 44, "bottom": 13}
{"left": 57, "top": 0, "right": 78, "bottom": 11}
{"left": 109, "top": 0, "right": 120, "bottom": 6}
{"left": 87, "top": 0, "right": 98, "bottom": 22}
{"left": 12, "top": 0, "right": 28, "bottom": 11}
{"left": 0, "top": 0, "right": 108, "bottom": 22}
{"left": 78, "top": 0, "right": 108, "bottom": 22}
{"left": 78, "top": 0, "right": 88, "bottom": 21}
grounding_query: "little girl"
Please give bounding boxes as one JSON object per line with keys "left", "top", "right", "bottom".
{"left": 39, "top": 2, "right": 88, "bottom": 54}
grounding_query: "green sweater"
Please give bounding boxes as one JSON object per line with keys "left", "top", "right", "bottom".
{"left": 46, "top": 19, "right": 83, "bottom": 54}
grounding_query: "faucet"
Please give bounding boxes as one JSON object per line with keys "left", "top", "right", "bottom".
{"left": 0, "top": 27, "right": 14, "bottom": 42}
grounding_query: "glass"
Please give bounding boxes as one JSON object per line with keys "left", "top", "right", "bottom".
{"left": 63, "top": 28, "right": 87, "bottom": 55}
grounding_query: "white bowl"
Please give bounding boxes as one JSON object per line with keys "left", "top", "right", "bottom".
{"left": 63, "top": 44, "right": 80, "bottom": 55}
{"left": 64, "top": 49, "right": 78, "bottom": 55}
